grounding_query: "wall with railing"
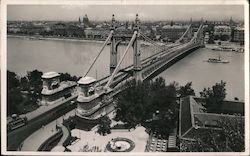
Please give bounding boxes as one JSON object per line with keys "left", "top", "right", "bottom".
{"left": 37, "top": 127, "right": 63, "bottom": 151}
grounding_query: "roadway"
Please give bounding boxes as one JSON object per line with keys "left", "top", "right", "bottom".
{"left": 20, "top": 95, "right": 77, "bottom": 121}
{"left": 7, "top": 98, "right": 77, "bottom": 151}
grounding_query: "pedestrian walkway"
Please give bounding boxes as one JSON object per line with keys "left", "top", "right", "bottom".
{"left": 21, "top": 123, "right": 58, "bottom": 151}
{"left": 57, "top": 125, "right": 70, "bottom": 146}
{"left": 21, "top": 110, "right": 75, "bottom": 151}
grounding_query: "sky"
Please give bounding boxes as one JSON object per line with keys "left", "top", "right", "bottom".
{"left": 7, "top": 5, "right": 244, "bottom": 21}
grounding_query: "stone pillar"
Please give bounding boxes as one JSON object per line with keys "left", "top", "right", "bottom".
{"left": 132, "top": 14, "right": 142, "bottom": 81}
{"left": 188, "top": 27, "right": 193, "bottom": 41}
{"left": 133, "top": 33, "right": 142, "bottom": 81}
{"left": 110, "top": 14, "right": 117, "bottom": 74}
{"left": 110, "top": 36, "right": 117, "bottom": 74}
{"left": 133, "top": 35, "right": 142, "bottom": 71}
{"left": 200, "top": 26, "right": 205, "bottom": 47}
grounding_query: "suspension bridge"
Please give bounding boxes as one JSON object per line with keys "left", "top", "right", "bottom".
{"left": 76, "top": 14, "right": 205, "bottom": 121}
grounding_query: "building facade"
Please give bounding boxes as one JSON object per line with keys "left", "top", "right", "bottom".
{"left": 232, "top": 27, "right": 244, "bottom": 45}
{"left": 213, "top": 25, "right": 232, "bottom": 41}
{"left": 157, "top": 25, "right": 188, "bottom": 42}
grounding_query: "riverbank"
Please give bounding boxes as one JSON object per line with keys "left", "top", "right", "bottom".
{"left": 7, "top": 34, "right": 105, "bottom": 44}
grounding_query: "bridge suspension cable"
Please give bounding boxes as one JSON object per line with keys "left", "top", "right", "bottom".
{"left": 140, "top": 33, "right": 165, "bottom": 55}
{"left": 190, "top": 20, "right": 204, "bottom": 43}
{"left": 105, "top": 31, "right": 137, "bottom": 88}
{"left": 140, "top": 33, "right": 163, "bottom": 48}
{"left": 176, "top": 24, "right": 192, "bottom": 43}
{"left": 84, "top": 31, "right": 113, "bottom": 77}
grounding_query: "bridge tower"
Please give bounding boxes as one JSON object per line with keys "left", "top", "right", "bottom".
{"left": 133, "top": 14, "right": 142, "bottom": 81}
{"left": 110, "top": 14, "right": 117, "bottom": 74}
{"left": 187, "top": 18, "right": 193, "bottom": 41}
{"left": 199, "top": 19, "right": 205, "bottom": 47}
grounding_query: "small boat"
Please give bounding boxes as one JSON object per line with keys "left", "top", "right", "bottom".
{"left": 207, "top": 54, "right": 229, "bottom": 63}
{"left": 141, "top": 41, "right": 151, "bottom": 47}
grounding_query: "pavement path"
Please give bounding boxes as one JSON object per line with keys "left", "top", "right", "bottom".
{"left": 21, "top": 109, "right": 75, "bottom": 151}
{"left": 57, "top": 125, "right": 70, "bottom": 146}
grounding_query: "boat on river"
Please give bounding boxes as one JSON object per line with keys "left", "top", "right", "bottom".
{"left": 206, "top": 54, "right": 229, "bottom": 63}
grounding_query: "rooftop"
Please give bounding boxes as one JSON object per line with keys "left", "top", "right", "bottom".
{"left": 78, "top": 76, "right": 96, "bottom": 85}
{"left": 162, "top": 25, "right": 187, "bottom": 29}
{"left": 235, "top": 27, "right": 244, "bottom": 31}
{"left": 214, "top": 25, "right": 231, "bottom": 29}
{"left": 42, "top": 71, "right": 60, "bottom": 79}
{"left": 179, "top": 96, "right": 244, "bottom": 138}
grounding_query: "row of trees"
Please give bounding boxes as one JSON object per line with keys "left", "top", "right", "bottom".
{"left": 7, "top": 70, "right": 43, "bottom": 115}
{"left": 200, "top": 80, "right": 227, "bottom": 113}
{"left": 7, "top": 70, "right": 79, "bottom": 116}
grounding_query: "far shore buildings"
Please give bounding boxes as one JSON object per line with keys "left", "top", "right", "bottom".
{"left": 157, "top": 25, "right": 188, "bottom": 42}
{"left": 179, "top": 96, "right": 244, "bottom": 140}
{"left": 213, "top": 25, "right": 232, "bottom": 41}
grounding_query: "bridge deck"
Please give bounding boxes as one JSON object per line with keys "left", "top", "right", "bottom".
{"left": 95, "top": 42, "right": 199, "bottom": 91}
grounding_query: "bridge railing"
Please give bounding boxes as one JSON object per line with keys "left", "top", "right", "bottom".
{"left": 141, "top": 40, "right": 202, "bottom": 80}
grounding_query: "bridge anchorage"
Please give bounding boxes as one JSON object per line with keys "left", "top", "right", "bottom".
{"left": 76, "top": 14, "right": 205, "bottom": 121}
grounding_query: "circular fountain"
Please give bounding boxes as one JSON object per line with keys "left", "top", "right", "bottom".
{"left": 106, "top": 137, "right": 135, "bottom": 152}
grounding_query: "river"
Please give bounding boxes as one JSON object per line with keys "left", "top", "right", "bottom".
{"left": 7, "top": 37, "right": 244, "bottom": 101}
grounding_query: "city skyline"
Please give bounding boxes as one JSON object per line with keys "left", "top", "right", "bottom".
{"left": 7, "top": 5, "right": 244, "bottom": 22}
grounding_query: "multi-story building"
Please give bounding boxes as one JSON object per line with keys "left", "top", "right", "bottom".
{"left": 213, "top": 25, "right": 232, "bottom": 41}
{"left": 179, "top": 96, "right": 244, "bottom": 140}
{"left": 84, "top": 27, "right": 109, "bottom": 39}
{"left": 232, "top": 27, "right": 244, "bottom": 45}
{"left": 157, "top": 25, "right": 188, "bottom": 42}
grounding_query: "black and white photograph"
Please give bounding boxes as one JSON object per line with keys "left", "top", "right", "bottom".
{"left": 1, "top": 0, "right": 249, "bottom": 155}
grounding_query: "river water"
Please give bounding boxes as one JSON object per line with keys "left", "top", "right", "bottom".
{"left": 7, "top": 37, "right": 244, "bottom": 101}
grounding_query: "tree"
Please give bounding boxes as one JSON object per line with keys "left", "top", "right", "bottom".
{"left": 97, "top": 116, "right": 111, "bottom": 136}
{"left": 7, "top": 88, "right": 23, "bottom": 115}
{"left": 200, "top": 81, "right": 226, "bottom": 113}
{"left": 7, "top": 70, "right": 22, "bottom": 115}
{"left": 178, "top": 82, "right": 195, "bottom": 98}
{"left": 115, "top": 77, "right": 179, "bottom": 135}
{"left": 59, "top": 72, "right": 78, "bottom": 82}
{"left": 7, "top": 70, "right": 20, "bottom": 89}
{"left": 27, "top": 70, "right": 43, "bottom": 99}
{"left": 20, "top": 76, "right": 29, "bottom": 91}
{"left": 218, "top": 116, "right": 244, "bottom": 152}
{"left": 180, "top": 129, "right": 227, "bottom": 152}
{"left": 180, "top": 115, "right": 244, "bottom": 152}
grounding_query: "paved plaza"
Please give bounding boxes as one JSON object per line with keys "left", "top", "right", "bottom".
{"left": 67, "top": 126, "right": 149, "bottom": 152}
